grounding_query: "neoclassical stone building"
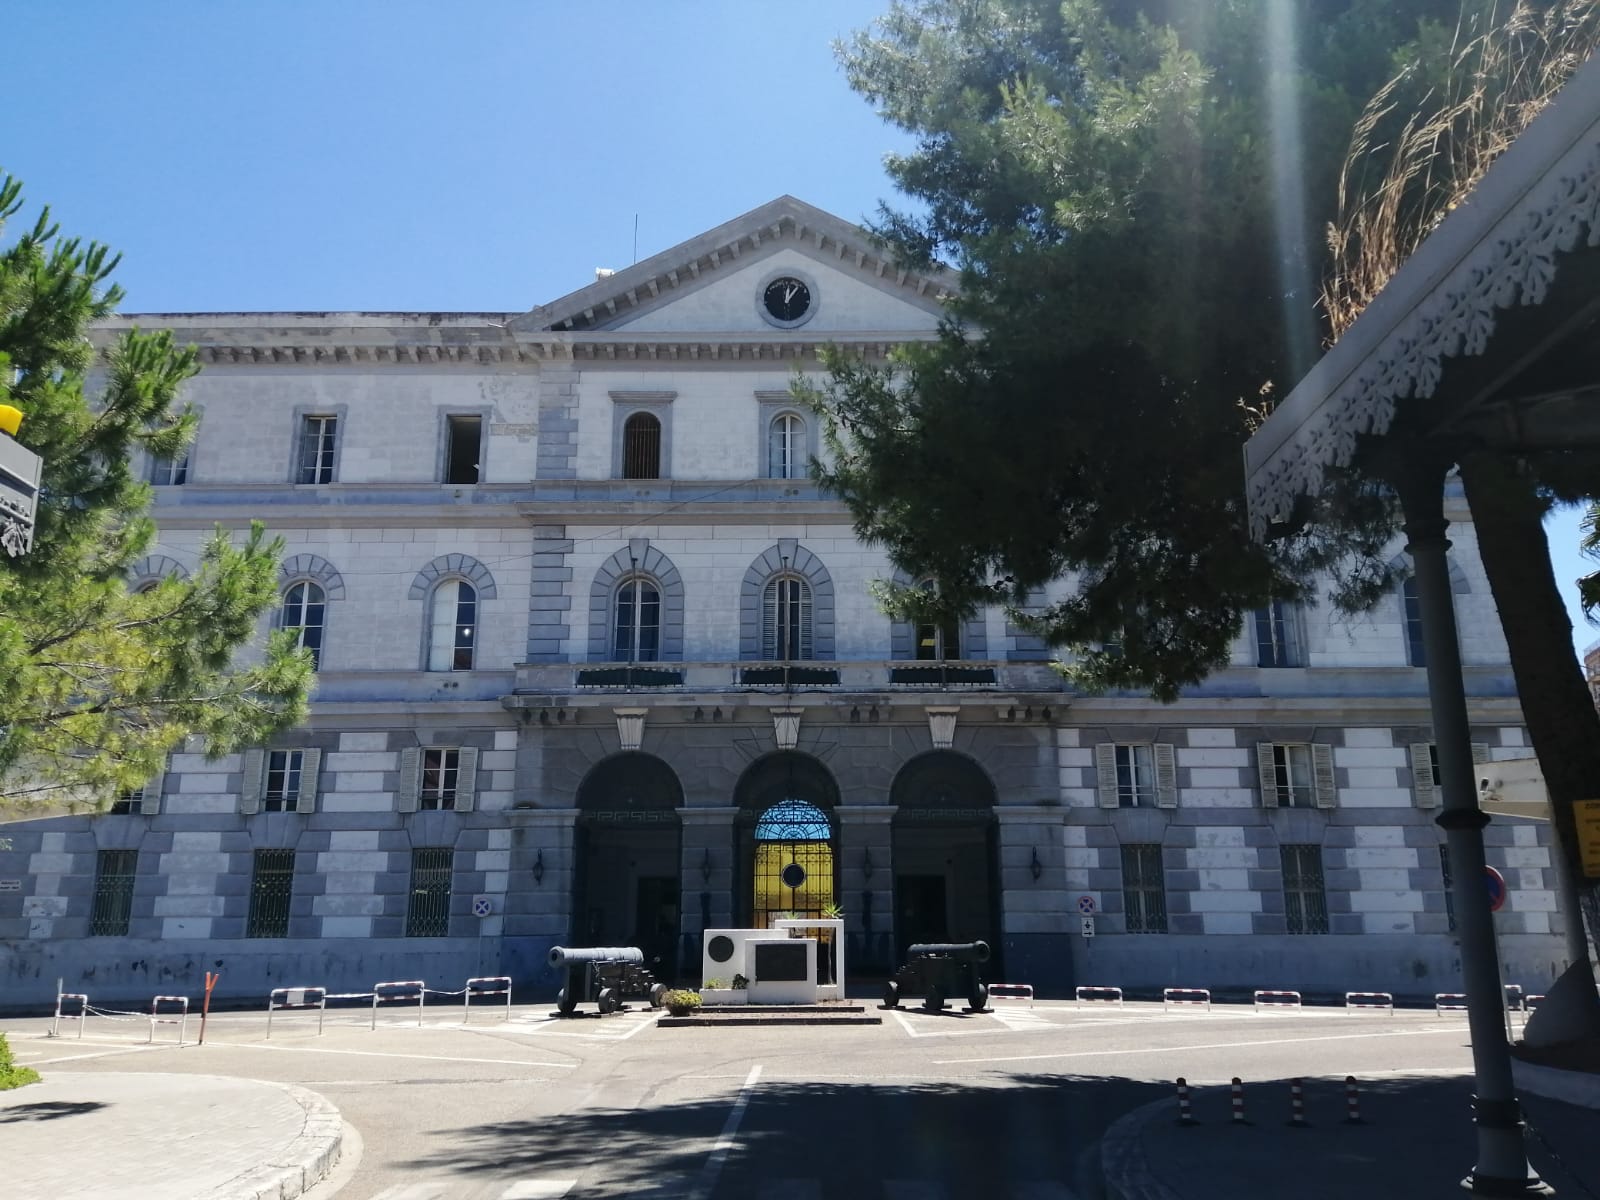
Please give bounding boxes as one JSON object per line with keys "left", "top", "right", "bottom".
{"left": 0, "top": 197, "right": 1570, "bottom": 1006}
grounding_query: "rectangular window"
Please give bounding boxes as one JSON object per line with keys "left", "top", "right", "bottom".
{"left": 420, "top": 749, "right": 460, "bottom": 811}
{"left": 444, "top": 415, "right": 481, "bottom": 484}
{"left": 1121, "top": 843, "right": 1168, "bottom": 933}
{"left": 150, "top": 450, "right": 190, "bottom": 486}
{"left": 109, "top": 788, "right": 142, "bottom": 815}
{"left": 1253, "top": 600, "right": 1302, "bottom": 667}
{"left": 1440, "top": 844, "right": 1457, "bottom": 933}
{"left": 1114, "top": 745, "right": 1156, "bottom": 807}
{"left": 90, "top": 849, "right": 138, "bottom": 936}
{"left": 1403, "top": 578, "right": 1427, "bottom": 667}
{"left": 296, "top": 415, "right": 338, "bottom": 484}
{"left": 1270, "top": 744, "right": 1316, "bottom": 808}
{"left": 406, "top": 847, "right": 453, "bottom": 937}
{"left": 1281, "top": 844, "right": 1329, "bottom": 935}
{"left": 247, "top": 849, "right": 295, "bottom": 938}
{"left": 263, "top": 750, "right": 303, "bottom": 813}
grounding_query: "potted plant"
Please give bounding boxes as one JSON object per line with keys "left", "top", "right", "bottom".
{"left": 662, "top": 989, "right": 703, "bottom": 1017}
{"left": 699, "top": 976, "right": 747, "bottom": 1006}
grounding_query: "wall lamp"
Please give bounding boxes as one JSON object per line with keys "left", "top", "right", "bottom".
{"left": 533, "top": 849, "right": 545, "bottom": 885}
{"left": 1030, "top": 847, "right": 1043, "bottom": 882}
{"left": 862, "top": 846, "right": 875, "bottom": 882}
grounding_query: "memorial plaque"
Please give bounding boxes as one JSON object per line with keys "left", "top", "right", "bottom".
{"left": 754, "top": 940, "right": 809, "bottom": 982}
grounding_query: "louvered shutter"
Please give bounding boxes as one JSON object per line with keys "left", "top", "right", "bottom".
{"left": 1411, "top": 743, "right": 1438, "bottom": 808}
{"left": 1257, "top": 743, "right": 1280, "bottom": 807}
{"left": 1283, "top": 606, "right": 1303, "bottom": 667}
{"left": 296, "top": 749, "right": 321, "bottom": 814}
{"left": 797, "top": 582, "right": 813, "bottom": 660}
{"left": 761, "top": 580, "right": 779, "bottom": 660}
{"left": 454, "top": 747, "right": 479, "bottom": 813}
{"left": 1095, "top": 743, "right": 1119, "bottom": 808}
{"left": 1155, "top": 743, "right": 1178, "bottom": 808}
{"left": 1312, "top": 743, "right": 1337, "bottom": 808}
{"left": 398, "top": 747, "right": 421, "bottom": 813}
{"left": 240, "top": 749, "right": 265, "bottom": 815}
{"left": 140, "top": 767, "right": 165, "bottom": 816}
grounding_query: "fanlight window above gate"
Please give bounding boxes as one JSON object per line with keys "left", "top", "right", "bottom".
{"left": 754, "top": 798, "right": 831, "bottom": 841}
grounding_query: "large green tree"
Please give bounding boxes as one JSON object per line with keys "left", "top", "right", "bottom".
{"left": 0, "top": 172, "right": 313, "bottom": 812}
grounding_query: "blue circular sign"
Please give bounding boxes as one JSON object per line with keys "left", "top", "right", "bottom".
{"left": 1485, "top": 865, "right": 1508, "bottom": 913}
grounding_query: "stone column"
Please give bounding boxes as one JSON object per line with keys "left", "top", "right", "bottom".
{"left": 501, "top": 808, "right": 578, "bottom": 991}
{"left": 678, "top": 806, "right": 738, "bottom": 982}
{"left": 995, "top": 805, "right": 1070, "bottom": 994}
{"left": 526, "top": 525, "right": 573, "bottom": 662}
{"left": 837, "top": 805, "right": 895, "bottom": 974}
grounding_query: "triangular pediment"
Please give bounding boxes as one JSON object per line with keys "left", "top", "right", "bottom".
{"left": 512, "top": 196, "right": 955, "bottom": 337}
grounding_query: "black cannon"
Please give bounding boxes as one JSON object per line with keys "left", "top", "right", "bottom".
{"left": 548, "top": 945, "right": 667, "bottom": 1015}
{"left": 883, "top": 940, "right": 991, "bottom": 1013}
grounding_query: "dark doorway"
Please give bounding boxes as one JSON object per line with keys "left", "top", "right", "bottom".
{"left": 634, "top": 876, "right": 680, "bottom": 981}
{"left": 894, "top": 874, "right": 948, "bottom": 959}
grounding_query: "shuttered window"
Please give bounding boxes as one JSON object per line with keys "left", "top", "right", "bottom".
{"left": 1258, "top": 743, "right": 1335, "bottom": 808}
{"left": 622, "top": 412, "right": 661, "bottom": 479}
{"left": 407, "top": 847, "right": 453, "bottom": 937}
{"left": 761, "top": 576, "right": 812, "bottom": 660}
{"left": 1282, "top": 844, "right": 1329, "bottom": 935}
{"left": 247, "top": 849, "right": 295, "bottom": 938}
{"left": 1122, "top": 844, "right": 1168, "bottom": 933}
{"left": 1096, "top": 743, "right": 1178, "bottom": 808}
{"left": 90, "top": 849, "right": 138, "bottom": 936}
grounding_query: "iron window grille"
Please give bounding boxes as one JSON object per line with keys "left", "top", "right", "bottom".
{"left": 1281, "top": 843, "right": 1330, "bottom": 935}
{"left": 1270, "top": 744, "right": 1316, "bottom": 808}
{"left": 109, "top": 788, "right": 141, "bottom": 815}
{"left": 281, "top": 581, "right": 326, "bottom": 669}
{"left": 247, "top": 849, "right": 295, "bottom": 938}
{"left": 297, "top": 415, "right": 338, "bottom": 484}
{"left": 427, "top": 580, "right": 477, "bottom": 671}
{"left": 767, "top": 413, "right": 806, "bottom": 479}
{"left": 406, "top": 847, "right": 453, "bottom": 937}
{"left": 613, "top": 578, "right": 661, "bottom": 662}
{"left": 1253, "top": 600, "right": 1302, "bottom": 667}
{"left": 150, "top": 450, "right": 189, "bottom": 486}
{"left": 1115, "top": 745, "right": 1157, "bottom": 807}
{"left": 1402, "top": 576, "right": 1427, "bottom": 667}
{"left": 1440, "top": 844, "right": 1457, "bottom": 933}
{"left": 622, "top": 412, "right": 661, "bottom": 479}
{"left": 90, "top": 848, "right": 138, "bottom": 936}
{"left": 420, "top": 749, "right": 461, "bottom": 810}
{"left": 761, "top": 575, "right": 813, "bottom": 660}
{"left": 1121, "top": 843, "right": 1168, "bottom": 933}
{"left": 263, "top": 750, "right": 303, "bottom": 812}
{"left": 444, "top": 414, "right": 481, "bottom": 484}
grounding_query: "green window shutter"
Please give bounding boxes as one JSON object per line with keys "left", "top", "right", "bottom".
{"left": 296, "top": 749, "right": 321, "bottom": 814}
{"left": 1095, "top": 743, "right": 1119, "bottom": 808}
{"left": 398, "top": 747, "right": 421, "bottom": 813}
{"left": 1411, "top": 743, "right": 1438, "bottom": 808}
{"left": 1312, "top": 743, "right": 1337, "bottom": 809}
{"left": 454, "top": 747, "right": 478, "bottom": 813}
{"left": 240, "top": 749, "right": 264, "bottom": 815}
{"left": 1257, "top": 743, "right": 1279, "bottom": 808}
{"left": 1154, "top": 743, "right": 1178, "bottom": 809}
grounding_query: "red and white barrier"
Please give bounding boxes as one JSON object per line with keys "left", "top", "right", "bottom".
{"left": 52, "top": 990, "right": 88, "bottom": 1039}
{"left": 1503, "top": 984, "right": 1525, "bottom": 1012}
{"left": 987, "top": 983, "right": 1034, "bottom": 1007}
{"left": 1526, "top": 994, "right": 1545, "bottom": 1011}
{"left": 149, "top": 994, "right": 190, "bottom": 1044}
{"left": 267, "top": 986, "right": 328, "bottom": 1037}
{"left": 1075, "top": 985, "right": 1124, "bottom": 1007}
{"left": 1175, "top": 1077, "right": 1196, "bottom": 1125}
{"left": 1344, "top": 1076, "right": 1364, "bottom": 1124}
{"left": 1163, "top": 987, "right": 1212, "bottom": 1011}
{"left": 1252, "top": 989, "right": 1302, "bottom": 1011}
{"left": 372, "top": 979, "right": 427, "bottom": 1029}
{"left": 1230, "top": 1077, "right": 1247, "bottom": 1124}
{"left": 464, "top": 976, "right": 514, "bottom": 1022}
{"left": 1434, "top": 992, "right": 1469, "bottom": 1015}
{"left": 1289, "top": 1078, "right": 1307, "bottom": 1127}
{"left": 1344, "top": 991, "right": 1395, "bottom": 1014}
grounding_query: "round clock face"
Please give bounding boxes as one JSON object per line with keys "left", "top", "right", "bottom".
{"left": 763, "top": 276, "right": 812, "bottom": 323}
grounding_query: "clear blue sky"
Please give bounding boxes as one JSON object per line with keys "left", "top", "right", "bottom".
{"left": 3, "top": 0, "right": 1596, "bottom": 663}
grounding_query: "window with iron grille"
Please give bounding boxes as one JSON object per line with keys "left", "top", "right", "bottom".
{"left": 622, "top": 412, "right": 661, "bottom": 479}
{"left": 247, "top": 849, "right": 295, "bottom": 938}
{"left": 90, "top": 849, "right": 138, "bottom": 936}
{"left": 1440, "top": 844, "right": 1457, "bottom": 933}
{"left": 613, "top": 577, "right": 661, "bottom": 662}
{"left": 427, "top": 580, "right": 477, "bottom": 671}
{"left": 406, "top": 847, "right": 453, "bottom": 937}
{"left": 444, "top": 414, "right": 481, "bottom": 484}
{"left": 420, "top": 749, "right": 461, "bottom": 810}
{"left": 1253, "top": 600, "right": 1302, "bottom": 667}
{"left": 109, "top": 788, "right": 141, "bottom": 815}
{"left": 150, "top": 450, "right": 189, "bottom": 486}
{"left": 296, "top": 415, "right": 338, "bottom": 484}
{"left": 761, "top": 575, "right": 812, "bottom": 660}
{"left": 1115, "top": 745, "right": 1156, "bottom": 807}
{"left": 1270, "top": 744, "right": 1316, "bottom": 808}
{"left": 1281, "top": 843, "right": 1329, "bottom": 935}
{"left": 1402, "top": 577, "right": 1427, "bottom": 667}
{"left": 281, "top": 581, "right": 326, "bottom": 670}
{"left": 263, "top": 750, "right": 303, "bottom": 812}
{"left": 1121, "top": 843, "right": 1168, "bottom": 933}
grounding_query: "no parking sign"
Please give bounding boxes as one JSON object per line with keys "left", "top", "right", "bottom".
{"left": 1077, "top": 895, "right": 1097, "bottom": 915}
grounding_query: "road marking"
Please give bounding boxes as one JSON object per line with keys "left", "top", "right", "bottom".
{"left": 30, "top": 1044, "right": 163, "bottom": 1067}
{"left": 499, "top": 1181, "right": 578, "bottom": 1199}
{"left": 890, "top": 1009, "right": 1001, "bottom": 1039}
{"left": 933, "top": 1024, "right": 1464, "bottom": 1064}
{"left": 513, "top": 1012, "right": 659, "bottom": 1041}
{"left": 224, "top": 1042, "right": 576, "bottom": 1069}
{"left": 686, "top": 1064, "right": 763, "bottom": 1200}
{"left": 990, "top": 1007, "right": 1052, "bottom": 1032}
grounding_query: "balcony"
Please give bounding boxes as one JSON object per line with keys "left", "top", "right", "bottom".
{"left": 511, "top": 660, "right": 1064, "bottom": 699}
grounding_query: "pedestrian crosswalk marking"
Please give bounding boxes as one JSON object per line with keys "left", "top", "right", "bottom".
{"left": 989, "top": 1006, "right": 1052, "bottom": 1032}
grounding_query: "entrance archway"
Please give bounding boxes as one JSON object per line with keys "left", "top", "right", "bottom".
{"left": 733, "top": 752, "right": 839, "bottom": 927}
{"left": 574, "top": 753, "right": 683, "bottom": 981}
{"left": 890, "top": 752, "right": 999, "bottom": 973}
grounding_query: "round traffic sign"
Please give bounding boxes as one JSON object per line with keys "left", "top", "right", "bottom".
{"left": 1077, "top": 894, "right": 1097, "bottom": 915}
{"left": 1485, "top": 866, "right": 1508, "bottom": 913}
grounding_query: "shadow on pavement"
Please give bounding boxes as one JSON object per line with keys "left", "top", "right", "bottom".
{"left": 0, "top": 1099, "right": 109, "bottom": 1123}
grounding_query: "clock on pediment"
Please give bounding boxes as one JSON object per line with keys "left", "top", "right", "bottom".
{"left": 758, "top": 272, "right": 815, "bottom": 328}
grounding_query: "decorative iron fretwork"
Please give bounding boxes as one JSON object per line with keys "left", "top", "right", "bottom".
{"left": 1282, "top": 843, "right": 1329, "bottom": 935}
{"left": 89, "top": 849, "right": 137, "bottom": 936}
{"left": 581, "top": 809, "right": 679, "bottom": 825}
{"left": 247, "top": 849, "right": 295, "bottom": 938}
{"left": 576, "top": 666, "right": 684, "bottom": 688}
{"left": 888, "top": 665, "right": 997, "bottom": 687}
{"left": 754, "top": 798, "right": 832, "bottom": 841}
{"left": 740, "top": 665, "right": 839, "bottom": 687}
{"left": 1121, "top": 843, "right": 1168, "bottom": 934}
{"left": 406, "top": 847, "right": 453, "bottom": 938}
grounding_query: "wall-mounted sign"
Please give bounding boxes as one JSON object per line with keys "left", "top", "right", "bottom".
{"left": 0, "top": 879, "right": 20, "bottom": 892}
{"left": 1080, "top": 916, "right": 1096, "bottom": 938}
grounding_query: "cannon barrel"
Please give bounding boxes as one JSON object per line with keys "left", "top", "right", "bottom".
{"left": 907, "top": 940, "right": 990, "bottom": 964}
{"left": 548, "top": 945, "right": 645, "bottom": 969}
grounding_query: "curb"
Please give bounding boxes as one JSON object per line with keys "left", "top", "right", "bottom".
{"left": 197, "top": 1081, "right": 343, "bottom": 1200}
{"left": 1512, "top": 1059, "right": 1600, "bottom": 1111}
{"left": 1099, "top": 1095, "right": 1184, "bottom": 1200}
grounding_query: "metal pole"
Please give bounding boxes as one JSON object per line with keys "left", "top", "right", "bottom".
{"left": 1396, "top": 462, "right": 1548, "bottom": 1195}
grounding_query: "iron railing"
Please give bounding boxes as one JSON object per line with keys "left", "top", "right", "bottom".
{"left": 406, "top": 847, "right": 453, "bottom": 937}
{"left": 89, "top": 849, "right": 138, "bottom": 936}
{"left": 247, "top": 849, "right": 296, "bottom": 938}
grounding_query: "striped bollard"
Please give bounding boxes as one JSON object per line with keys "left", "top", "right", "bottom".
{"left": 1175, "top": 1077, "right": 1197, "bottom": 1126}
{"left": 1230, "top": 1077, "right": 1247, "bottom": 1125}
{"left": 1288, "top": 1078, "right": 1307, "bottom": 1127}
{"left": 1344, "top": 1076, "right": 1364, "bottom": 1125}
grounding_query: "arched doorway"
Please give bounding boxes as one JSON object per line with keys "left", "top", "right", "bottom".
{"left": 574, "top": 753, "right": 683, "bottom": 981}
{"left": 890, "top": 752, "right": 1000, "bottom": 974}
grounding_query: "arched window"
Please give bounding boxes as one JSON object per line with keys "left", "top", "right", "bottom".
{"left": 622, "top": 412, "right": 661, "bottom": 479}
{"left": 428, "top": 579, "right": 477, "bottom": 671}
{"left": 613, "top": 577, "right": 661, "bottom": 662}
{"left": 914, "top": 580, "right": 961, "bottom": 661}
{"left": 762, "top": 575, "right": 812, "bottom": 660}
{"left": 753, "top": 797, "right": 834, "bottom": 931}
{"left": 281, "top": 581, "right": 326, "bottom": 670}
{"left": 1401, "top": 577, "right": 1426, "bottom": 667}
{"left": 768, "top": 412, "right": 806, "bottom": 479}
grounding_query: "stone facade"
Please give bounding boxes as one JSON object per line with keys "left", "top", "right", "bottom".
{"left": 0, "top": 197, "right": 1569, "bottom": 1008}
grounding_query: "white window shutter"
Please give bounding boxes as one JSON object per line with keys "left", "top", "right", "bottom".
{"left": 1095, "top": 743, "right": 1119, "bottom": 808}
{"left": 1284, "top": 606, "right": 1303, "bottom": 667}
{"left": 140, "top": 768, "right": 165, "bottom": 816}
{"left": 240, "top": 749, "right": 264, "bottom": 815}
{"left": 1411, "top": 743, "right": 1438, "bottom": 808}
{"left": 1312, "top": 743, "right": 1337, "bottom": 808}
{"left": 454, "top": 747, "right": 479, "bottom": 813}
{"left": 296, "top": 749, "right": 321, "bottom": 814}
{"left": 797, "top": 583, "right": 813, "bottom": 660}
{"left": 761, "top": 581, "right": 778, "bottom": 660}
{"left": 1154, "top": 743, "right": 1178, "bottom": 808}
{"left": 1257, "top": 743, "right": 1280, "bottom": 808}
{"left": 398, "top": 747, "right": 421, "bottom": 813}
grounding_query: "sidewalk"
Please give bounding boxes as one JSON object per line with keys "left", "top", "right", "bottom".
{"left": 0, "top": 1071, "right": 342, "bottom": 1200}
{"left": 1101, "top": 1070, "right": 1599, "bottom": 1200}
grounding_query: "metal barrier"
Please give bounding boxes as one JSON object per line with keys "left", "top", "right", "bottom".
{"left": 149, "top": 995, "right": 190, "bottom": 1044}
{"left": 267, "top": 986, "right": 328, "bottom": 1037}
{"left": 52, "top": 991, "right": 88, "bottom": 1038}
{"left": 1075, "top": 985, "right": 1124, "bottom": 1007}
{"left": 1503, "top": 984, "right": 1525, "bottom": 1012}
{"left": 987, "top": 983, "right": 1034, "bottom": 1007}
{"left": 1163, "top": 987, "right": 1212, "bottom": 1011}
{"left": 1252, "top": 989, "right": 1302, "bottom": 1011}
{"left": 1526, "top": 994, "right": 1545, "bottom": 1011}
{"left": 372, "top": 979, "right": 427, "bottom": 1029}
{"left": 1434, "top": 992, "right": 1469, "bottom": 1015}
{"left": 1344, "top": 991, "right": 1395, "bottom": 1014}
{"left": 463, "top": 976, "right": 514, "bottom": 1022}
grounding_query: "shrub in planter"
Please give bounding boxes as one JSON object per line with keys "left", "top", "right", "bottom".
{"left": 732, "top": 974, "right": 748, "bottom": 990}
{"left": 663, "top": 989, "right": 703, "bottom": 1017}
{"left": 0, "top": 1034, "right": 40, "bottom": 1090}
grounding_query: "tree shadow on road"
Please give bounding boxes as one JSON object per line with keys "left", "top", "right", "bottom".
{"left": 0, "top": 1100, "right": 108, "bottom": 1122}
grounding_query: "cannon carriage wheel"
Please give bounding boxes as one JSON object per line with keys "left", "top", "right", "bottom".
{"left": 649, "top": 983, "right": 667, "bottom": 1008}
{"left": 556, "top": 988, "right": 576, "bottom": 1016}
{"left": 923, "top": 991, "right": 946, "bottom": 1013}
{"left": 597, "top": 987, "right": 620, "bottom": 1015}
{"left": 882, "top": 980, "right": 900, "bottom": 1008}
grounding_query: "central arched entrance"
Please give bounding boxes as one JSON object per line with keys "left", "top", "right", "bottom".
{"left": 574, "top": 753, "right": 683, "bottom": 981}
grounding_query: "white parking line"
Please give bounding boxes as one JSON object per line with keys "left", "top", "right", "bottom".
{"left": 933, "top": 1024, "right": 1464, "bottom": 1064}
{"left": 226, "top": 1043, "right": 576, "bottom": 1069}
{"left": 686, "top": 1064, "right": 763, "bottom": 1200}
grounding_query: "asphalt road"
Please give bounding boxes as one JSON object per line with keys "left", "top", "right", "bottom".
{"left": 5, "top": 998, "right": 1481, "bottom": 1199}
